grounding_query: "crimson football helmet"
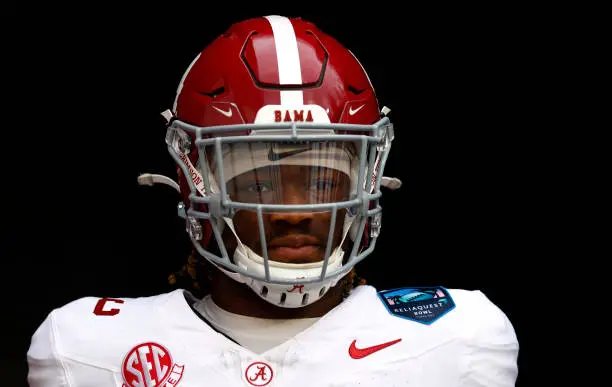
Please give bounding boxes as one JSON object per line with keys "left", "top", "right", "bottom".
{"left": 139, "top": 15, "right": 401, "bottom": 308}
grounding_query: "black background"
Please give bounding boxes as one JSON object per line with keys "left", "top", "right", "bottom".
{"left": 3, "top": 5, "right": 545, "bottom": 386}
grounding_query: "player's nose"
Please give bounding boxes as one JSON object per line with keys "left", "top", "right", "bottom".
{"left": 269, "top": 185, "right": 314, "bottom": 226}
{"left": 269, "top": 211, "right": 314, "bottom": 226}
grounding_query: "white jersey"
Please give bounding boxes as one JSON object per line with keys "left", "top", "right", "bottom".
{"left": 27, "top": 285, "right": 518, "bottom": 386}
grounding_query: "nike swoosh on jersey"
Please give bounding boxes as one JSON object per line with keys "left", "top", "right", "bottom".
{"left": 267, "top": 147, "right": 310, "bottom": 161}
{"left": 348, "top": 338, "right": 402, "bottom": 359}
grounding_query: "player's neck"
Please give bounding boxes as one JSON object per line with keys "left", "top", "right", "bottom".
{"left": 209, "top": 271, "right": 346, "bottom": 319}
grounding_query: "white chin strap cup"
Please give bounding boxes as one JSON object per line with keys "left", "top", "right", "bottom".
{"left": 214, "top": 253, "right": 346, "bottom": 309}
{"left": 220, "top": 217, "right": 347, "bottom": 308}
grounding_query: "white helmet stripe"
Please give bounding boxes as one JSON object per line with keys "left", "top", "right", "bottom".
{"left": 264, "top": 15, "right": 304, "bottom": 105}
{"left": 172, "top": 53, "right": 202, "bottom": 114}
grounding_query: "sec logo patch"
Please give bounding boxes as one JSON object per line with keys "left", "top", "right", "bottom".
{"left": 121, "top": 342, "right": 184, "bottom": 387}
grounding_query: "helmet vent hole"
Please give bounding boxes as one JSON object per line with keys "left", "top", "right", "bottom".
{"left": 260, "top": 286, "right": 268, "bottom": 297}
{"left": 319, "top": 287, "right": 326, "bottom": 297}
{"left": 197, "top": 86, "right": 225, "bottom": 98}
{"left": 301, "top": 293, "right": 309, "bottom": 305}
{"left": 280, "top": 293, "right": 286, "bottom": 305}
{"left": 348, "top": 85, "right": 365, "bottom": 95}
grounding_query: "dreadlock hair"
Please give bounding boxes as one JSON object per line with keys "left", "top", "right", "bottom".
{"left": 168, "top": 249, "right": 213, "bottom": 299}
{"left": 168, "top": 247, "right": 367, "bottom": 300}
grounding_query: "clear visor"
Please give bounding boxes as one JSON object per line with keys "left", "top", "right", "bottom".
{"left": 206, "top": 141, "right": 359, "bottom": 205}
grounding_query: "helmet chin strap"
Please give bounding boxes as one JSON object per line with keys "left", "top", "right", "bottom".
{"left": 214, "top": 212, "right": 355, "bottom": 308}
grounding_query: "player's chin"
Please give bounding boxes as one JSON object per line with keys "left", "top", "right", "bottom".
{"left": 268, "top": 245, "right": 325, "bottom": 264}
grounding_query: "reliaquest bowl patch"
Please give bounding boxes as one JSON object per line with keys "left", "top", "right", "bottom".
{"left": 377, "top": 287, "right": 456, "bottom": 324}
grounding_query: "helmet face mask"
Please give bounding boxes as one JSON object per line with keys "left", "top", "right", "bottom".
{"left": 161, "top": 15, "right": 397, "bottom": 308}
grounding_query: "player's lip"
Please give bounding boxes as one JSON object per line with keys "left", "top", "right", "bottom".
{"left": 268, "top": 245, "right": 321, "bottom": 263}
{"left": 268, "top": 235, "right": 322, "bottom": 263}
{"left": 268, "top": 235, "right": 321, "bottom": 248}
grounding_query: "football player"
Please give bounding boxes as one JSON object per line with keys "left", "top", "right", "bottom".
{"left": 27, "top": 15, "right": 519, "bottom": 386}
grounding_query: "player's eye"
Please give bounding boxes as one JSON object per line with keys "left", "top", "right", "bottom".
{"left": 246, "top": 182, "right": 273, "bottom": 193}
